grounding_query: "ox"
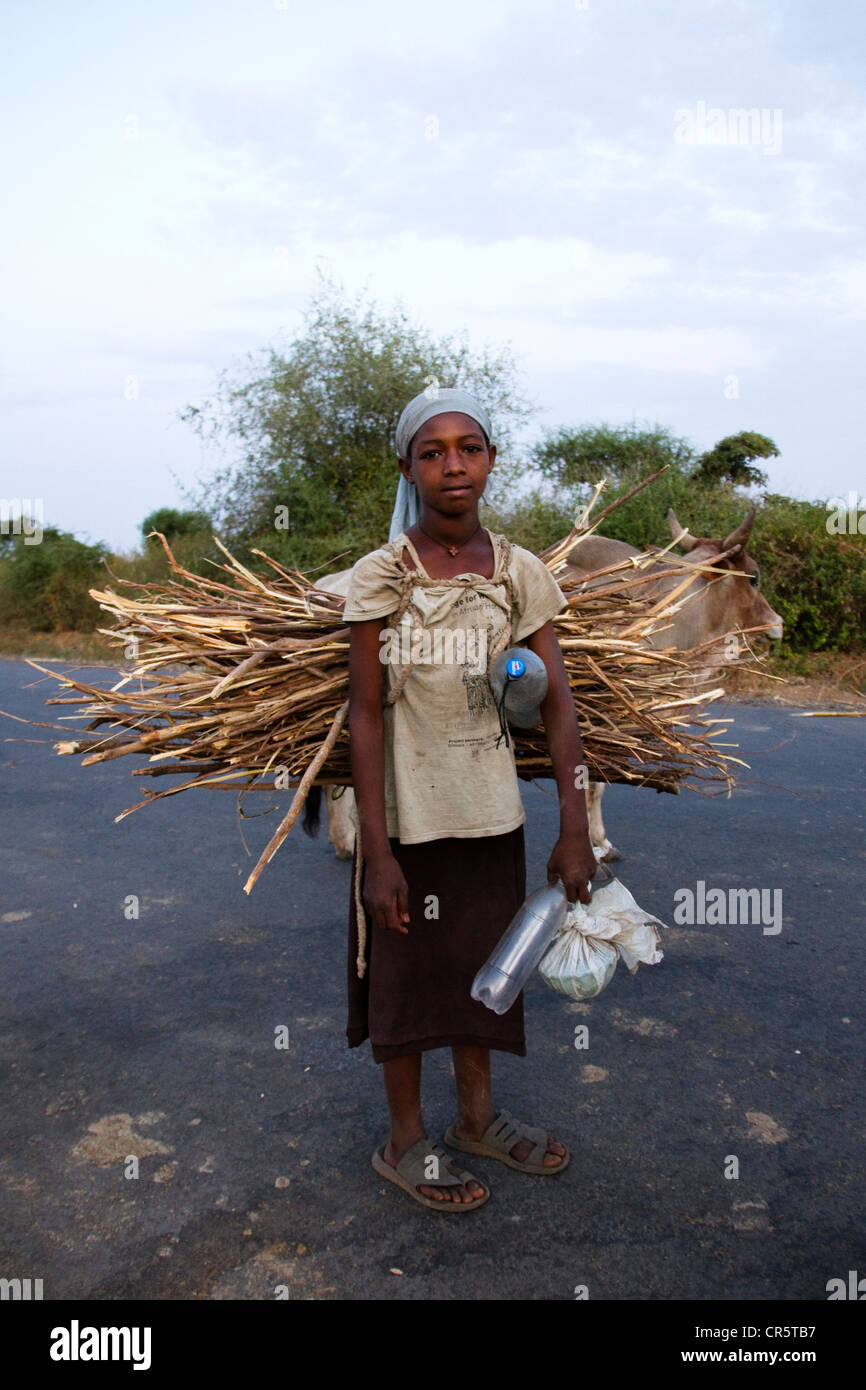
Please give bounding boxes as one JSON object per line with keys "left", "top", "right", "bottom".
{"left": 304, "top": 507, "right": 783, "bottom": 860}
{"left": 554, "top": 506, "right": 782, "bottom": 856}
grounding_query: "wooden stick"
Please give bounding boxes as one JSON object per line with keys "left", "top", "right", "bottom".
{"left": 243, "top": 698, "right": 350, "bottom": 894}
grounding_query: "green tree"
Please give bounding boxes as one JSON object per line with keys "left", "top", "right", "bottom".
{"left": 179, "top": 273, "right": 534, "bottom": 570}
{"left": 692, "top": 432, "right": 779, "bottom": 488}
{"left": 0, "top": 527, "right": 109, "bottom": 631}
{"left": 529, "top": 422, "right": 783, "bottom": 552}
{"left": 530, "top": 422, "right": 697, "bottom": 491}
{"left": 141, "top": 507, "right": 211, "bottom": 545}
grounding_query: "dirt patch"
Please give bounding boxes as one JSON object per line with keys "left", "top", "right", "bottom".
{"left": 71, "top": 1113, "right": 173, "bottom": 1167}
{"left": 0, "top": 628, "right": 122, "bottom": 665}
{"left": 724, "top": 653, "right": 866, "bottom": 709}
{"left": 608, "top": 1007, "right": 678, "bottom": 1039}
{"left": 732, "top": 1196, "right": 772, "bottom": 1232}
{"left": 207, "top": 1245, "right": 338, "bottom": 1300}
{"left": 745, "top": 1111, "right": 790, "bottom": 1145}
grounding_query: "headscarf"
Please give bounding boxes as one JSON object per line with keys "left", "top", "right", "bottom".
{"left": 388, "top": 386, "right": 494, "bottom": 542}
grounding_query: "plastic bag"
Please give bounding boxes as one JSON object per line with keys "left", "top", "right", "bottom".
{"left": 538, "top": 875, "right": 666, "bottom": 1001}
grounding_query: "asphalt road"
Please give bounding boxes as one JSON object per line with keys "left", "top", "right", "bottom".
{"left": 0, "top": 658, "right": 863, "bottom": 1301}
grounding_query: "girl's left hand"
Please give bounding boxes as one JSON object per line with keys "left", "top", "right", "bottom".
{"left": 547, "top": 831, "right": 597, "bottom": 905}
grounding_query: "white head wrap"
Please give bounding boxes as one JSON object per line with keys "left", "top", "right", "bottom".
{"left": 388, "top": 386, "right": 494, "bottom": 542}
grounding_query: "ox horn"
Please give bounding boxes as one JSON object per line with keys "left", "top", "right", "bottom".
{"left": 667, "top": 508, "right": 699, "bottom": 552}
{"left": 722, "top": 506, "right": 756, "bottom": 553}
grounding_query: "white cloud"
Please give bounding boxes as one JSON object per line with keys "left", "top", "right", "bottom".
{"left": 706, "top": 204, "right": 769, "bottom": 230}
{"left": 1, "top": 0, "right": 864, "bottom": 547}
{"left": 456, "top": 316, "right": 763, "bottom": 376}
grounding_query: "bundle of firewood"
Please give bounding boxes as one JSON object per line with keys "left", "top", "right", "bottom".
{"left": 33, "top": 484, "right": 745, "bottom": 890}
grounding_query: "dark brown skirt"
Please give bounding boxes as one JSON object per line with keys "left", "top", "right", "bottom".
{"left": 347, "top": 826, "right": 527, "bottom": 1063}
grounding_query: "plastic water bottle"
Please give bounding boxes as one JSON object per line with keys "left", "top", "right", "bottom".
{"left": 471, "top": 881, "right": 571, "bottom": 1015}
{"left": 489, "top": 647, "right": 548, "bottom": 728}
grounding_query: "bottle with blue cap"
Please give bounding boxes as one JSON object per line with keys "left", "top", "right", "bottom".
{"left": 489, "top": 646, "right": 548, "bottom": 743}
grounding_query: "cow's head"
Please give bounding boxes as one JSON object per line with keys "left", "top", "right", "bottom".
{"left": 666, "top": 507, "right": 784, "bottom": 659}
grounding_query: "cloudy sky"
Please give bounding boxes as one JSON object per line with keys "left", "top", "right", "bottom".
{"left": 2, "top": 0, "right": 863, "bottom": 551}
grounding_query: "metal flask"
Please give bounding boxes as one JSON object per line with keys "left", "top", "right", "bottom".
{"left": 471, "top": 881, "right": 571, "bottom": 1015}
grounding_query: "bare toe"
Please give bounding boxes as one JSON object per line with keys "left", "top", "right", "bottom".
{"left": 544, "top": 1137, "right": 566, "bottom": 1164}
{"left": 445, "top": 1160, "right": 473, "bottom": 1201}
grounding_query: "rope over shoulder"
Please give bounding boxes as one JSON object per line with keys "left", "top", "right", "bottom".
{"left": 379, "top": 531, "right": 515, "bottom": 706}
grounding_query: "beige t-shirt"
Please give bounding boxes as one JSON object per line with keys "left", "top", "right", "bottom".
{"left": 343, "top": 530, "right": 568, "bottom": 844}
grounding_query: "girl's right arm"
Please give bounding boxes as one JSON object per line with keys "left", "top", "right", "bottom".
{"left": 348, "top": 618, "right": 410, "bottom": 935}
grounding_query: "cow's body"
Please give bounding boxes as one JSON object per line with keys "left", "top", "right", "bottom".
{"left": 305, "top": 509, "right": 782, "bottom": 860}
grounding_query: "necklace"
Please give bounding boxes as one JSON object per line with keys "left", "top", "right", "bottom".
{"left": 416, "top": 521, "right": 483, "bottom": 558}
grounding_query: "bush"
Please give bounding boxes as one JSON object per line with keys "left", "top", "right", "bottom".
{"left": 141, "top": 507, "right": 211, "bottom": 545}
{"left": 110, "top": 531, "right": 225, "bottom": 587}
{"left": 480, "top": 490, "right": 575, "bottom": 554}
{"left": 746, "top": 496, "right": 866, "bottom": 652}
{"left": 0, "top": 528, "right": 110, "bottom": 632}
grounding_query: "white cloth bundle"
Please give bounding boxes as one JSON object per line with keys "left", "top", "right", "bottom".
{"left": 538, "top": 876, "right": 666, "bottom": 1001}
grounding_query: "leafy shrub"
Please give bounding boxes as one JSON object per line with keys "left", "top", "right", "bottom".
{"left": 0, "top": 528, "right": 110, "bottom": 632}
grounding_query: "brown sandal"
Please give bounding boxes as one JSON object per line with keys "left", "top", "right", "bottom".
{"left": 371, "top": 1138, "right": 490, "bottom": 1212}
{"left": 444, "top": 1109, "right": 569, "bottom": 1175}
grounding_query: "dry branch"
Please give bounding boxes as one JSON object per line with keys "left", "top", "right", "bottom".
{"left": 26, "top": 487, "right": 752, "bottom": 887}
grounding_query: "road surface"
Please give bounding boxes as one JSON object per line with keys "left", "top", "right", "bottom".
{"left": 0, "top": 659, "right": 863, "bottom": 1300}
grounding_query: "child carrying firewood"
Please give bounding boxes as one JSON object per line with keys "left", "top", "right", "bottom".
{"left": 344, "top": 386, "right": 598, "bottom": 1211}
